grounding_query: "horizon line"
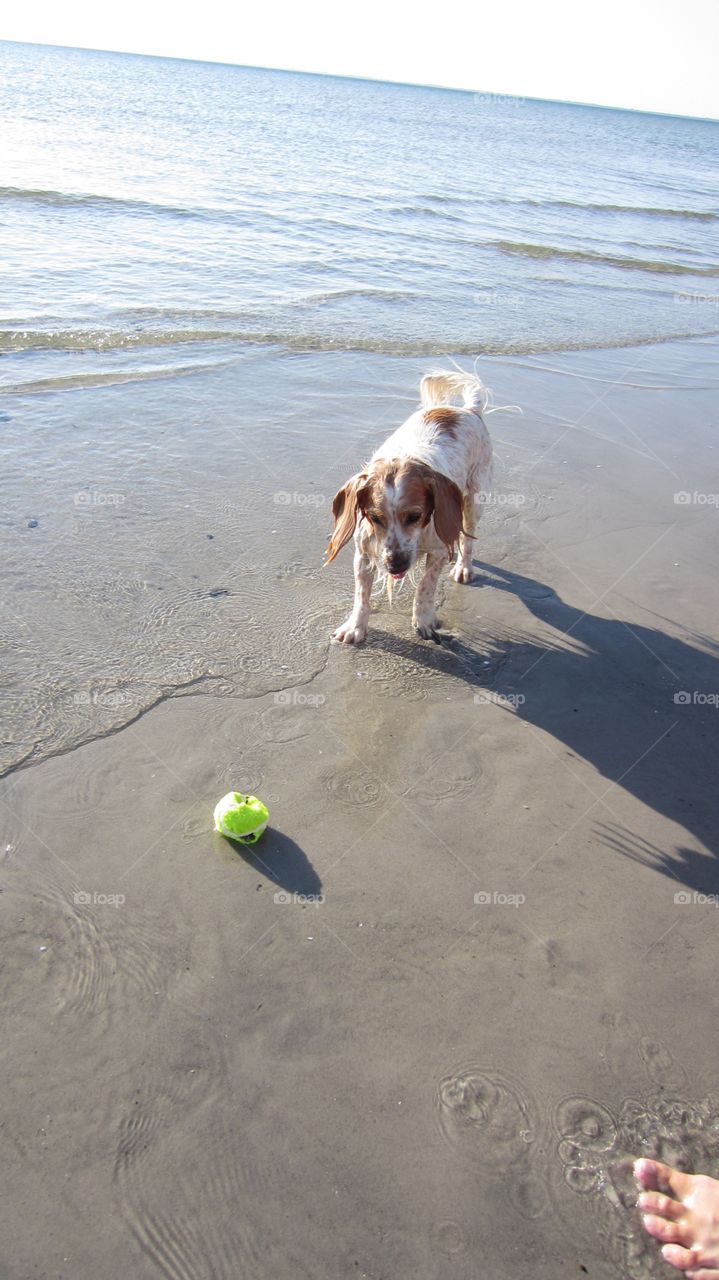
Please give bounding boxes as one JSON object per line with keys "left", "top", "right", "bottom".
{"left": 2, "top": 37, "right": 718, "bottom": 125}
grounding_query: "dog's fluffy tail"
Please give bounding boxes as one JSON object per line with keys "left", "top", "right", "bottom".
{"left": 420, "top": 370, "right": 488, "bottom": 415}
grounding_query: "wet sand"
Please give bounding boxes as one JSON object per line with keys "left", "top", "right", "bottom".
{"left": 2, "top": 337, "right": 719, "bottom": 1279}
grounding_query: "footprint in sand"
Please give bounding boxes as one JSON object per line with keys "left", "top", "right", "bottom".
{"left": 324, "top": 766, "right": 383, "bottom": 808}
{"left": 429, "top": 1218, "right": 469, "bottom": 1256}
{"left": 435, "top": 1066, "right": 549, "bottom": 1221}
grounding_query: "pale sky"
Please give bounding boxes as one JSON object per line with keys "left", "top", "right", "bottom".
{"left": 2, "top": 0, "right": 718, "bottom": 120}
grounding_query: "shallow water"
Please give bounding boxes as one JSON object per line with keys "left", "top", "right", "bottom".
{"left": 434, "top": 1040, "right": 719, "bottom": 1279}
{"left": 1, "top": 39, "right": 718, "bottom": 374}
{"left": 3, "top": 336, "right": 718, "bottom": 778}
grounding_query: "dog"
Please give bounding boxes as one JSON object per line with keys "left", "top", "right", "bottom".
{"left": 326, "top": 370, "right": 493, "bottom": 644}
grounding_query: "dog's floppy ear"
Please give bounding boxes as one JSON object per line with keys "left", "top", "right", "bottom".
{"left": 325, "top": 472, "right": 369, "bottom": 562}
{"left": 427, "top": 471, "right": 464, "bottom": 556}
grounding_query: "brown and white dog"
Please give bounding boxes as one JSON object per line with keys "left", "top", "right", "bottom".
{"left": 326, "top": 370, "right": 493, "bottom": 644}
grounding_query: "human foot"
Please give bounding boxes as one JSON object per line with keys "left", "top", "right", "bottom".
{"left": 635, "top": 1157, "right": 719, "bottom": 1278}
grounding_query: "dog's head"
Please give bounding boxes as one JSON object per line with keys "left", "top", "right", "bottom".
{"left": 326, "top": 459, "right": 463, "bottom": 577}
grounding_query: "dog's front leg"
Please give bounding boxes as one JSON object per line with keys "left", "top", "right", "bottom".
{"left": 332, "top": 547, "right": 375, "bottom": 645}
{"left": 412, "top": 551, "right": 446, "bottom": 643}
{"left": 452, "top": 490, "right": 477, "bottom": 583}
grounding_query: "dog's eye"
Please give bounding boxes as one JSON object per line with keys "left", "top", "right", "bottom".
{"left": 367, "top": 511, "right": 385, "bottom": 528}
{"left": 404, "top": 511, "right": 422, "bottom": 525}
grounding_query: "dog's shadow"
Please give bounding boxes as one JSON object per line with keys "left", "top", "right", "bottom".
{"left": 365, "top": 624, "right": 485, "bottom": 668}
{"left": 366, "top": 558, "right": 719, "bottom": 879}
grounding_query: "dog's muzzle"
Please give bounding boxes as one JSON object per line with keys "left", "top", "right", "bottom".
{"left": 385, "top": 553, "right": 410, "bottom": 579}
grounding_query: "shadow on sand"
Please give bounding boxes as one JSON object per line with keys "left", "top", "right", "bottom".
{"left": 372, "top": 559, "right": 719, "bottom": 888}
{"left": 219, "top": 828, "right": 323, "bottom": 898}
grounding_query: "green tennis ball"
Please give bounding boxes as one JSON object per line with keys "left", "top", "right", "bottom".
{"left": 213, "top": 792, "right": 269, "bottom": 844}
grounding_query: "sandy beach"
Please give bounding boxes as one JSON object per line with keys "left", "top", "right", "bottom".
{"left": 2, "top": 335, "right": 719, "bottom": 1278}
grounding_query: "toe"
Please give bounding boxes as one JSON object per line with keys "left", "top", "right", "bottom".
{"left": 662, "top": 1244, "right": 701, "bottom": 1271}
{"left": 638, "top": 1192, "right": 687, "bottom": 1221}
{"left": 643, "top": 1216, "right": 693, "bottom": 1248}
{"left": 332, "top": 621, "right": 366, "bottom": 645}
{"left": 415, "top": 623, "right": 441, "bottom": 642}
{"left": 452, "top": 565, "right": 473, "bottom": 584}
{"left": 635, "top": 1160, "right": 695, "bottom": 1201}
{"left": 635, "top": 1158, "right": 661, "bottom": 1190}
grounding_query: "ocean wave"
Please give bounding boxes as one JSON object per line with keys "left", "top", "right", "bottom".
{"left": 0, "top": 184, "right": 249, "bottom": 223}
{"left": 0, "top": 299, "right": 416, "bottom": 354}
{"left": 418, "top": 192, "right": 471, "bottom": 206}
{"left": 0, "top": 184, "right": 464, "bottom": 232}
{"left": 285, "top": 286, "right": 420, "bottom": 304}
{"left": 2, "top": 324, "right": 718, "bottom": 371}
{"left": 387, "top": 203, "right": 465, "bottom": 222}
{"left": 569, "top": 201, "right": 717, "bottom": 221}
{"left": 0, "top": 327, "right": 250, "bottom": 354}
{"left": 0, "top": 359, "right": 234, "bottom": 394}
{"left": 492, "top": 240, "right": 719, "bottom": 276}
{"left": 492, "top": 197, "right": 718, "bottom": 221}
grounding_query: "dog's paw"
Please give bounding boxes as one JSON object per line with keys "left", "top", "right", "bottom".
{"left": 452, "top": 563, "right": 474, "bottom": 584}
{"left": 413, "top": 615, "right": 442, "bottom": 644}
{"left": 331, "top": 618, "right": 368, "bottom": 646}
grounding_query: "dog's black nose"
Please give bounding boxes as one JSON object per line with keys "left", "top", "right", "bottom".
{"left": 386, "top": 555, "right": 410, "bottom": 576}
